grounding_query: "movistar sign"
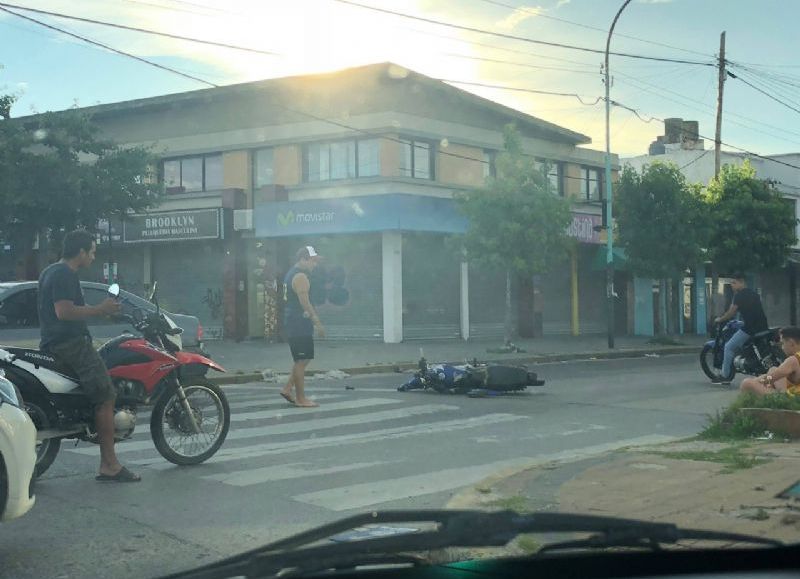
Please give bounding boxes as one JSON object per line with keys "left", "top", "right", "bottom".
{"left": 255, "top": 194, "right": 467, "bottom": 238}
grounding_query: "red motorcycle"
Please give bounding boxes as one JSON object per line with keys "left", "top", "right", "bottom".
{"left": 0, "top": 283, "right": 230, "bottom": 477}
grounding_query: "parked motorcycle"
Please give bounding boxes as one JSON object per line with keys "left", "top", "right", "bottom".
{"left": 700, "top": 319, "right": 785, "bottom": 382}
{"left": 0, "top": 283, "right": 230, "bottom": 477}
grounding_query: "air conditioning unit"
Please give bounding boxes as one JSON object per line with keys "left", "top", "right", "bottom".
{"left": 233, "top": 209, "right": 253, "bottom": 231}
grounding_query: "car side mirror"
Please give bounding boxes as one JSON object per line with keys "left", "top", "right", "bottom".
{"left": 108, "top": 283, "right": 120, "bottom": 298}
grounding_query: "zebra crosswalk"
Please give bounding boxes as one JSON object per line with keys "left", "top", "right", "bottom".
{"left": 62, "top": 384, "right": 676, "bottom": 512}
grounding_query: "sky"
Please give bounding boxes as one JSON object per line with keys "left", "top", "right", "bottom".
{"left": 1, "top": 0, "right": 799, "bottom": 158}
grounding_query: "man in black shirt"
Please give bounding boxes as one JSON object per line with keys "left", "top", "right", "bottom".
{"left": 38, "top": 230, "right": 140, "bottom": 482}
{"left": 714, "top": 274, "right": 769, "bottom": 384}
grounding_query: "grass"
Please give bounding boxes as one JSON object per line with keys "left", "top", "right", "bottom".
{"left": 515, "top": 535, "right": 542, "bottom": 554}
{"left": 700, "top": 392, "right": 800, "bottom": 441}
{"left": 655, "top": 445, "right": 769, "bottom": 473}
{"left": 487, "top": 495, "right": 530, "bottom": 512}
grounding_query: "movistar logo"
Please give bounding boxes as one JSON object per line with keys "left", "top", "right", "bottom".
{"left": 278, "top": 211, "right": 295, "bottom": 226}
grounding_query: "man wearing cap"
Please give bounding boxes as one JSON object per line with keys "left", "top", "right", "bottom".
{"left": 280, "top": 246, "right": 326, "bottom": 407}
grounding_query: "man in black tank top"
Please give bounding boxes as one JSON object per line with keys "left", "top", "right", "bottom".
{"left": 280, "top": 246, "right": 325, "bottom": 407}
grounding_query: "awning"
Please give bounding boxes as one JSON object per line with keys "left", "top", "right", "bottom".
{"left": 591, "top": 246, "right": 628, "bottom": 271}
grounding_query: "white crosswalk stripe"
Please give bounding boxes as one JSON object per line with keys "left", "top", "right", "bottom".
{"left": 60, "top": 386, "right": 644, "bottom": 512}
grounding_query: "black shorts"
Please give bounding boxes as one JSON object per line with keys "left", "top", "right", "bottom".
{"left": 50, "top": 335, "right": 116, "bottom": 405}
{"left": 288, "top": 335, "right": 315, "bottom": 362}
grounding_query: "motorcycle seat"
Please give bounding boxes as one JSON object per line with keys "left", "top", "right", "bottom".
{"left": 5, "top": 347, "right": 80, "bottom": 380}
{"left": 752, "top": 329, "right": 778, "bottom": 340}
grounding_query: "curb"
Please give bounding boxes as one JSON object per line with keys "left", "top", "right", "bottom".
{"left": 207, "top": 345, "right": 697, "bottom": 386}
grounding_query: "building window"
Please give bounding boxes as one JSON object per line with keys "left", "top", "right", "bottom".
{"left": 582, "top": 167, "right": 602, "bottom": 201}
{"left": 399, "top": 138, "right": 433, "bottom": 180}
{"left": 534, "top": 159, "right": 563, "bottom": 195}
{"left": 482, "top": 150, "right": 495, "bottom": 180}
{"left": 162, "top": 154, "right": 223, "bottom": 193}
{"left": 305, "top": 139, "right": 381, "bottom": 182}
{"left": 254, "top": 148, "right": 274, "bottom": 187}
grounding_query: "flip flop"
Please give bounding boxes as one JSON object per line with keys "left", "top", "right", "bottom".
{"left": 280, "top": 391, "right": 296, "bottom": 404}
{"left": 96, "top": 466, "right": 141, "bottom": 483}
{"left": 294, "top": 400, "right": 319, "bottom": 408}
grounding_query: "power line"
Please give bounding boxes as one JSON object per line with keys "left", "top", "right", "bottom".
{"left": 472, "top": 0, "right": 716, "bottom": 59}
{"left": 729, "top": 70, "right": 800, "bottom": 116}
{"left": 678, "top": 149, "right": 712, "bottom": 170}
{"left": 438, "top": 79, "right": 603, "bottom": 105}
{"left": 0, "top": 1, "right": 282, "bottom": 56}
{"left": 442, "top": 52, "right": 601, "bottom": 75}
{"left": 331, "top": 0, "right": 717, "bottom": 67}
{"left": 0, "top": 5, "right": 216, "bottom": 87}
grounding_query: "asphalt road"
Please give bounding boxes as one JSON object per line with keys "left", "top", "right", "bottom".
{"left": 0, "top": 353, "right": 739, "bottom": 579}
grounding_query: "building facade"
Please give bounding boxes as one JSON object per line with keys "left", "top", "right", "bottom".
{"left": 17, "top": 63, "right": 622, "bottom": 342}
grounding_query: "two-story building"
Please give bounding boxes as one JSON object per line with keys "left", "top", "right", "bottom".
{"left": 29, "top": 63, "right": 621, "bottom": 342}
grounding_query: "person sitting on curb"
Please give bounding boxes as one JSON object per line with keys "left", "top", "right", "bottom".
{"left": 740, "top": 326, "right": 800, "bottom": 397}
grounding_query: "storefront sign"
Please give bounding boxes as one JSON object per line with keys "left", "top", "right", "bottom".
{"left": 122, "top": 209, "right": 221, "bottom": 243}
{"left": 256, "top": 194, "right": 468, "bottom": 237}
{"left": 567, "top": 212, "right": 603, "bottom": 244}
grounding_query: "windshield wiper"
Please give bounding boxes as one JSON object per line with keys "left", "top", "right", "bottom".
{"left": 160, "top": 509, "right": 784, "bottom": 579}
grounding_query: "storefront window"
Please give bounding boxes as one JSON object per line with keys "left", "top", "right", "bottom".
{"left": 254, "top": 148, "right": 274, "bottom": 187}
{"left": 399, "top": 138, "right": 433, "bottom": 180}
{"left": 162, "top": 154, "right": 223, "bottom": 193}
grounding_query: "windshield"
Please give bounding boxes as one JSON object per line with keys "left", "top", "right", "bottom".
{"left": 1, "top": 1, "right": 798, "bottom": 578}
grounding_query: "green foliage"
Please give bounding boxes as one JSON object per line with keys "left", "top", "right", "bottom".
{"left": 0, "top": 99, "right": 162, "bottom": 252}
{"left": 616, "top": 162, "right": 709, "bottom": 279}
{"left": 705, "top": 161, "right": 797, "bottom": 273}
{"left": 700, "top": 392, "right": 800, "bottom": 440}
{"left": 453, "top": 124, "right": 573, "bottom": 277}
{"left": 656, "top": 446, "right": 768, "bottom": 473}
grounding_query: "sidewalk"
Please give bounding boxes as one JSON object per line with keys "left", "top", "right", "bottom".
{"left": 446, "top": 438, "right": 800, "bottom": 556}
{"left": 204, "top": 334, "right": 707, "bottom": 383}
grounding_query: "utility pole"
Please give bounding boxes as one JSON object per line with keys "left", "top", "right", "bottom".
{"left": 604, "top": 0, "right": 633, "bottom": 349}
{"left": 710, "top": 31, "right": 726, "bottom": 323}
{"left": 714, "top": 31, "right": 726, "bottom": 178}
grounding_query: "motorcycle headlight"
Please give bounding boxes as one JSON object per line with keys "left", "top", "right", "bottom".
{"left": 0, "top": 372, "right": 21, "bottom": 408}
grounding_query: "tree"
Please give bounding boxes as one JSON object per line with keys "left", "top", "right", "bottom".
{"left": 705, "top": 161, "right": 797, "bottom": 274}
{"left": 616, "top": 162, "right": 709, "bottom": 333}
{"left": 454, "top": 124, "right": 572, "bottom": 343}
{"left": 0, "top": 96, "right": 162, "bottom": 275}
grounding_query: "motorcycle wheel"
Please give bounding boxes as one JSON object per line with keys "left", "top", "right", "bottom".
{"left": 24, "top": 397, "right": 61, "bottom": 478}
{"left": 700, "top": 344, "right": 727, "bottom": 381}
{"left": 151, "top": 378, "right": 230, "bottom": 466}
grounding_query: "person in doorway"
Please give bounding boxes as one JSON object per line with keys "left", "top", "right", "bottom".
{"left": 713, "top": 274, "right": 769, "bottom": 384}
{"left": 740, "top": 326, "right": 800, "bottom": 397}
{"left": 280, "top": 246, "right": 326, "bottom": 408}
{"left": 38, "top": 229, "right": 140, "bottom": 482}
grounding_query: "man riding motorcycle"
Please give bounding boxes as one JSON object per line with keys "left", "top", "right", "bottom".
{"left": 38, "top": 229, "right": 140, "bottom": 483}
{"left": 713, "top": 274, "right": 769, "bottom": 385}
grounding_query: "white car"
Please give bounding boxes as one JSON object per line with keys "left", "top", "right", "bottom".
{"left": 0, "top": 361, "right": 36, "bottom": 521}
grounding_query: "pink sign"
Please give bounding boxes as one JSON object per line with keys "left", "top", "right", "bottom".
{"left": 567, "top": 212, "right": 603, "bottom": 244}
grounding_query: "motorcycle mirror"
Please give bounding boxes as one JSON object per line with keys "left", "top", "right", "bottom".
{"left": 148, "top": 281, "right": 158, "bottom": 302}
{"left": 108, "top": 283, "right": 120, "bottom": 298}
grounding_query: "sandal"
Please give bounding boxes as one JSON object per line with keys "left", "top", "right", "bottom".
{"left": 96, "top": 466, "right": 141, "bottom": 483}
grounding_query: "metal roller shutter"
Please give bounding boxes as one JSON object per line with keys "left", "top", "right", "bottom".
{"left": 402, "top": 233, "right": 460, "bottom": 340}
{"left": 152, "top": 241, "right": 225, "bottom": 338}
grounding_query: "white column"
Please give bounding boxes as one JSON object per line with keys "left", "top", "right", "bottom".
{"left": 460, "top": 261, "right": 470, "bottom": 341}
{"left": 382, "top": 231, "right": 403, "bottom": 343}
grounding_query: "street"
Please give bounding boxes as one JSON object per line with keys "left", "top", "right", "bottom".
{"left": 0, "top": 353, "right": 737, "bottom": 579}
